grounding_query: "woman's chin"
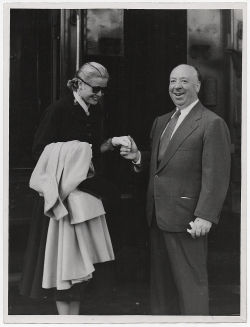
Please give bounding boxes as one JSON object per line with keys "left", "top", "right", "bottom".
{"left": 89, "top": 99, "right": 99, "bottom": 105}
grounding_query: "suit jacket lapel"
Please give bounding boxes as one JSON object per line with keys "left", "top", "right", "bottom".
{"left": 156, "top": 102, "right": 203, "bottom": 173}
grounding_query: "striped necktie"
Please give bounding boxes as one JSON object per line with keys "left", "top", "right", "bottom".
{"left": 158, "top": 108, "right": 181, "bottom": 162}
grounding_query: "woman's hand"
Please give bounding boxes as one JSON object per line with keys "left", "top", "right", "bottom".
{"left": 111, "top": 136, "right": 131, "bottom": 148}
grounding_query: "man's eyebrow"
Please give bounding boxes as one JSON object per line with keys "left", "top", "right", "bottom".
{"left": 170, "top": 77, "right": 189, "bottom": 80}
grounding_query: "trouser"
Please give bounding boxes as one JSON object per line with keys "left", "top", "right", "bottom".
{"left": 150, "top": 216, "right": 209, "bottom": 315}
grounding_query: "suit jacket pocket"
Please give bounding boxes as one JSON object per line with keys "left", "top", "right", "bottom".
{"left": 177, "top": 147, "right": 198, "bottom": 151}
{"left": 176, "top": 196, "right": 198, "bottom": 220}
{"left": 155, "top": 195, "right": 198, "bottom": 231}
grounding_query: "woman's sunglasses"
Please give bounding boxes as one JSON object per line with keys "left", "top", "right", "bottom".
{"left": 76, "top": 76, "right": 107, "bottom": 94}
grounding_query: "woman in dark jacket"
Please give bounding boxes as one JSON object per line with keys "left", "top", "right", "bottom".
{"left": 20, "top": 62, "right": 118, "bottom": 315}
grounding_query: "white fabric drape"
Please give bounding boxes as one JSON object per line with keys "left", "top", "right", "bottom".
{"left": 29, "top": 141, "right": 115, "bottom": 290}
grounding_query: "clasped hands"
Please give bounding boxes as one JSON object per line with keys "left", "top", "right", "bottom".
{"left": 112, "top": 135, "right": 212, "bottom": 238}
{"left": 112, "top": 135, "right": 140, "bottom": 162}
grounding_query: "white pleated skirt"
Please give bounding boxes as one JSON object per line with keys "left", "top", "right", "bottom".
{"left": 42, "top": 190, "right": 115, "bottom": 291}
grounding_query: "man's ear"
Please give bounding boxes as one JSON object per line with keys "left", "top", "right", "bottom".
{"left": 196, "top": 82, "right": 201, "bottom": 93}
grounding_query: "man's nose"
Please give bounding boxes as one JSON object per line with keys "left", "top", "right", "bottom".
{"left": 174, "top": 80, "right": 182, "bottom": 88}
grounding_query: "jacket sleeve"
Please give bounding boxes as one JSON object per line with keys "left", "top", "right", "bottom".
{"left": 32, "top": 104, "right": 60, "bottom": 162}
{"left": 194, "top": 117, "right": 231, "bottom": 224}
{"left": 139, "top": 117, "right": 158, "bottom": 171}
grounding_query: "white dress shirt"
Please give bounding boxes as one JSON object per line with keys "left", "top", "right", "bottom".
{"left": 134, "top": 99, "right": 199, "bottom": 165}
{"left": 161, "top": 99, "right": 199, "bottom": 139}
{"left": 73, "top": 91, "right": 90, "bottom": 116}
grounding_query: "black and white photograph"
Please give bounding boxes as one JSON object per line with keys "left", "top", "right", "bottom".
{"left": 3, "top": 1, "right": 247, "bottom": 324}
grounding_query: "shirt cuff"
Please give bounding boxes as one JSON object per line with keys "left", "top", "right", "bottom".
{"left": 132, "top": 151, "right": 141, "bottom": 165}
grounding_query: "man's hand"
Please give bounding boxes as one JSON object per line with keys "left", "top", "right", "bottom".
{"left": 187, "top": 217, "right": 212, "bottom": 239}
{"left": 120, "top": 136, "right": 140, "bottom": 161}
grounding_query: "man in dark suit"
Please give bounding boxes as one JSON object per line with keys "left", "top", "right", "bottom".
{"left": 120, "top": 64, "right": 231, "bottom": 315}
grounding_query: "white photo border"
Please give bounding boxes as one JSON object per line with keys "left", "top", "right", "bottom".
{"left": 2, "top": 0, "right": 248, "bottom": 325}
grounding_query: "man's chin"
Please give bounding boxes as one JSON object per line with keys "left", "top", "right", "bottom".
{"left": 172, "top": 99, "right": 184, "bottom": 107}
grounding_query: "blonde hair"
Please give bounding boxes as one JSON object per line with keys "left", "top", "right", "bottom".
{"left": 67, "top": 62, "right": 109, "bottom": 91}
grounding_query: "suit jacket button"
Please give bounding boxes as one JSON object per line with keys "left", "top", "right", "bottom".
{"left": 155, "top": 174, "right": 158, "bottom": 178}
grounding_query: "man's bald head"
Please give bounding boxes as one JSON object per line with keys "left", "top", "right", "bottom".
{"left": 170, "top": 64, "right": 201, "bottom": 83}
{"left": 169, "top": 64, "right": 201, "bottom": 109}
